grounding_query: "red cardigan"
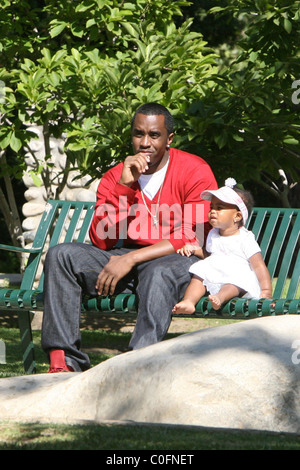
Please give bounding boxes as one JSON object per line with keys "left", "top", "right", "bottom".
{"left": 89, "top": 148, "right": 217, "bottom": 251}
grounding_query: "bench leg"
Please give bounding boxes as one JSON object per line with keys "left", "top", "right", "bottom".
{"left": 17, "top": 311, "right": 36, "bottom": 374}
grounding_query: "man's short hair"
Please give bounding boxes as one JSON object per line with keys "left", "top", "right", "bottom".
{"left": 131, "top": 102, "right": 174, "bottom": 134}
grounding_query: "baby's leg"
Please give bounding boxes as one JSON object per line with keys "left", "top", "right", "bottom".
{"left": 172, "top": 275, "right": 206, "bottom": 315}
{"left": 209, "top": 284, "right": 244, "bottom": 310}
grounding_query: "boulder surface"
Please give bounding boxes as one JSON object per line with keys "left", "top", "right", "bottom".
{"left": 1, "top": 315, "right": 300, "bottom": 433}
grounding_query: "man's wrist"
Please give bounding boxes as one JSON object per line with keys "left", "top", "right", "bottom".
{"left": 118, "top": 179, "right": 132, "bottom": 187}
{"left": 122, "top": 250, "right": 138, "bottom": 267}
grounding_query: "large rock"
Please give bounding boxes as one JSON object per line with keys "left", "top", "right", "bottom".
{"left": 1, "top": 315, "right": 300, "bottom": 432}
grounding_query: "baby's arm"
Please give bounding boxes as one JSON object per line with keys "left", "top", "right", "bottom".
{"left": 249, "top": 252, "right": 273, "bottom": 298}
{"left": 177, "top": 244, "right": 207, "bottom": 258}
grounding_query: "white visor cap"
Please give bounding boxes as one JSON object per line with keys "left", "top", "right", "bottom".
{"left": 201, "top": 178, "right": 248, "bottom": 223}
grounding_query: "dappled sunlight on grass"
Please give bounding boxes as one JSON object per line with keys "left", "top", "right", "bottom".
{"left": 0, "top": 420, "right": 300, "bottom": 450}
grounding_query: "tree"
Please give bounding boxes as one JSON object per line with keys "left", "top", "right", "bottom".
{"left": 1, "top": 0, "right": 299, "bottom": 274}
{"left": 0, "top": 0, "right": 217, "bottom": 268}
{"left": 180, "top": 0, "right": 300, "bottom": 207}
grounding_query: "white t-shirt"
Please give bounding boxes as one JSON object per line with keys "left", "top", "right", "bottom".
{"left": 138, "top": 160, "right": 169, "bottom": 200}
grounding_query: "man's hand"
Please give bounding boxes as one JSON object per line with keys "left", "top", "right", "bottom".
{"left": 95, "top": 254, "right": 135, "bottom": 296}
{"left": 96, "top": 240, "right": 175, "bottom": 296}
{"left": 119, "top": 153, "right": 150, "bottom": 187}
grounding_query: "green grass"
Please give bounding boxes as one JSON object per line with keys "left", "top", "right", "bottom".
{"left": 1, "top": 420, "right": 300, "bottom": 450}
{"left": 0, "top": 321, "right": 300, "bottom": 450}
{"left": 0, "top": 327, "right": 133, "bottom": 376}
{"left": 0, "top": 317, "right": 238, "bottom": 377}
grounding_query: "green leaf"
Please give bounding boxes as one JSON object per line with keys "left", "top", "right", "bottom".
{"left": 45, "top": 100, "right": 56, "bottom": 112}
{"left": 95, "top": 0, "right": 107, "bottom": 8}
{"left": 71, "top": 48, "right": 81, "bottom": 62}
{"left": 41, "top": 48, "right": 52, "bottom": 66}
{"left": 233, "top": 133, "right": 244, "bottom": 142}
{"left": 120, "top": 22, "right": 140, "bottom": 38}
{"left": 29, "top": 171, "right": 43, "bottom": 187}
{"left": 47, "top": 71, "right": 61, "bottom": 87}
{"left": 133, "top": 39, "right": 146, "bottom": 59}
{"left": 283, "top": 137, "right": 299, "bottom": 145}
{"left": 70, "top": 23, "right": 84, "bottom": 37}
{"left": 32, "top": 69, "right": 46, "bottom": 87}
{"left": 49, "top": 21, "right": 67, "bottom": 38}
{"left": 214, "top": 132, "right": 227, "bottom": 149}
{"left": 249, "top": 51, "right": 258, "bottom": 62}
{"left": 123, "top": 3, "right": 136, "bottom": 10}
{"left": 67, "top": 142, "right": 86, "bottom": 151}
{"left": 103, "top": 68, "right": 119, "bottom": 87}
{"left": 75, "top": 3, "right": 93, "bottom": 12}
{"left": 209, "top": 6, "right": 226, "bottom": 13}
{"left": 10, "top": 133, "right": 22, "bottom": 152}
{"left": 0, "top": 130, "right": 12, "bottom": 149}
{"left": 283, "top": 18, "right": 292, "bottom": 33}
{"left": 86, "top": 18, "right": 96, "bottom": 28}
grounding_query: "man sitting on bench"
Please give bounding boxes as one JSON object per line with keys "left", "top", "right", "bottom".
{"left": 41, "top": 102, "right": 217, "bottom": 372}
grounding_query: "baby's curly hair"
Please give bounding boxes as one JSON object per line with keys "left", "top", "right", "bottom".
{"left": 233, "top": 187, "right": 254, "bottom": 226}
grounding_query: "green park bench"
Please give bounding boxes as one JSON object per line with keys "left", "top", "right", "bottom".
{"left": 0, "top": 199, "right": 299, "bottom": 374}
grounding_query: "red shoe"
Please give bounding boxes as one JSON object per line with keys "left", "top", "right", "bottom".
{"left": 48, "top": 349, "right": 74, "bottom": 373}
{"left": 48, "top": 365, "right": 74, "bottom": 373}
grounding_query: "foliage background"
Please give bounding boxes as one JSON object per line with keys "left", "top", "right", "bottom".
{"left": 0, "top": 0, "right": 299, "bottom": 270}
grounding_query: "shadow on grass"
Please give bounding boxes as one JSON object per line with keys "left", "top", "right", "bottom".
{"left": 1, "top": 420, "right": 300, "bottom": 451}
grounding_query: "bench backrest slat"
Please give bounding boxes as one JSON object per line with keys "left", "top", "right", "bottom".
{"left": 76, "top": 203, "right": 96, "bottom": 242}
{"left": 246, "top": 208, "right": 299, "bottom": 299}
{"left": 20, "top": 200, "right": 95, "bottom": 291}
{"left": 20, "top": 201, "right": 61, "bottom": 290}
{"left": 288, "top": 249, "right": 300, "bottom": 298}
{"left": 273, "top": 211, "right": 299, "bottom": 298}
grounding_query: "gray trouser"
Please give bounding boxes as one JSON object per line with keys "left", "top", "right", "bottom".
{"left": 41, "top": 243, "right": 197, "bottom": 371}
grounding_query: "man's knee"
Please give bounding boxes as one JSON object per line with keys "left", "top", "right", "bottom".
{"left": 45, "top": 243, "right": 75, "bottom": 265}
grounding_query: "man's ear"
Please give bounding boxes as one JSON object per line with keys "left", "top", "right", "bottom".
{"left": 168, "top": 132, "right": 175, "bottom": 146}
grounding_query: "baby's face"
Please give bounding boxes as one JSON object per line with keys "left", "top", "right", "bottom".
{"left": 208, "top": 196, "right": 242, "bottom": 231}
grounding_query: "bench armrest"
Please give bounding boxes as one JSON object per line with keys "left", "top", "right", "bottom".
{"left": 0, "top": 243, "right": 42, "bottom": 254}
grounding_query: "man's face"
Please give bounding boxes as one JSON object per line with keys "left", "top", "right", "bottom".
{"left": 131, "top": 113, "right": 174, "bottom": 173}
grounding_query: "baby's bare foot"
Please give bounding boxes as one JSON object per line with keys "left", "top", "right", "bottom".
{"left": 172, "top": 300, "right": 195, "bottom": 315}
{"left": 208, "top": 294, "right": 222, "bottom": 310}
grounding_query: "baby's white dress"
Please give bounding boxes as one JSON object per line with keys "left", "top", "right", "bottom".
{"left": 189, "top": 227, "right": 261, "bottom": 298}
